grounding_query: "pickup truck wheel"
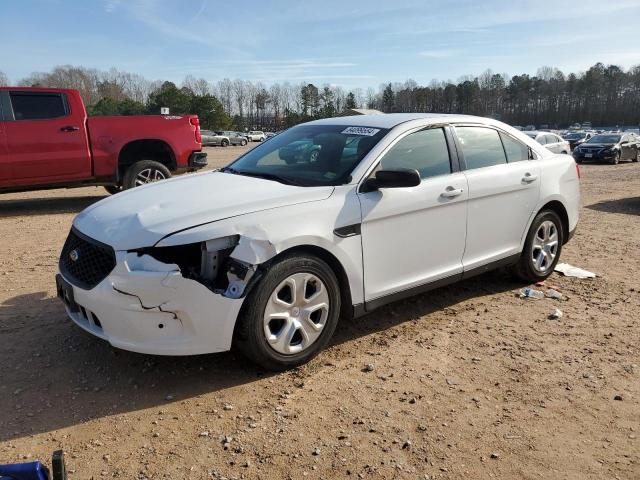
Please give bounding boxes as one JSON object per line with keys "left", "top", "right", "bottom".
{"left": 241, "top": 139, "right": 247, "bottom": 146}
{"left": 122, "top": 160, "right": 171, "bottom": 190}
{"left": 234, "top": 253, "right": 341, "bottom": 371}
{"left": 221, "top": 139, "right": 229, "bottom": 147}
{"left": 104, "top": 185, "right": 121, "bottom": 195}
{"left": 512, "top": 210, "right": 563, "bottom": 283}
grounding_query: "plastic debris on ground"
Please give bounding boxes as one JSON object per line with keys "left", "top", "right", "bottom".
{"left": 548, "top": 308, "right": 563, "bottom": 319}
{"left": 545, "top": 288, "right": 564, "bottom": 300}
{"left": 554, "top": 263, "right": 596, "bottom": 279}
{"left": 519, "top": 287, "right": 544, "bottom": 299}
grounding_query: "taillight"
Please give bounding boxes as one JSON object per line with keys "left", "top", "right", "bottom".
{"left": 190, "top": 117, "right": 201, "bottom": 144}
{"left": 575, "top": 162, "right": 581, "bottom": 179}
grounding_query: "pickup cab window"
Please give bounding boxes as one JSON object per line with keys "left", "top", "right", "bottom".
{"left": 10, "top": 92, "right": 67, "bottom": 120}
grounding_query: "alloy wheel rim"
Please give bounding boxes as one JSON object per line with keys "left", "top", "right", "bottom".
{"left": 135, "top": 168, "right": 166, "bottom": 186}
{"left": 263, "top": 272, "right": 329, "bottom": 355}
{"left": 531, "top": 220, "right": 558, "bottom": 273}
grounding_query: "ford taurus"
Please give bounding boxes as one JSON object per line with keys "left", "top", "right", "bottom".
{"left": 56, "top": 114, "right": 580, "bottom": 370}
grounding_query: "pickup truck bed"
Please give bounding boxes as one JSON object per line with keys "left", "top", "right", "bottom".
{"left": 0, "top": 87, "right": 207, "bottom": 194}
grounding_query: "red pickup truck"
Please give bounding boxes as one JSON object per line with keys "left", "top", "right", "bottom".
{"left": 0, "top": 87, "right": 207, "bottom": 194}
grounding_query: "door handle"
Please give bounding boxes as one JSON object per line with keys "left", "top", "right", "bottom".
{"left": 60, "top": 126, "right": 80, "bottom": 132}
{"left": 522, "top": 173, "right": 538, "bottom": 183}
{"left": 441, "top": 187, "right": 464, "bottom": 198}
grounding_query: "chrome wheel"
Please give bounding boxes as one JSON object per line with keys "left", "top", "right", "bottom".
{"left": 135, "top": 168, "right": 166, "bottom": 186}
{"left": 531, "top": 220, "right": 558, "bottom": 273}
{"left": 263, "top": 272, "right": 330, "bottom": 355}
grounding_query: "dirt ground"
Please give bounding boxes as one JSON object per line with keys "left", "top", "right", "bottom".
{"left": 0, "top": 144, "right": 638, "bottom": 480}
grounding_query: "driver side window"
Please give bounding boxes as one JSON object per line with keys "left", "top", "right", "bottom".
{"left": 379, "top": 128, "right": 452, "bottom": 179}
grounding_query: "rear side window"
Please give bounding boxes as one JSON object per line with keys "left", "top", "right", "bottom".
{"left": 10, "top": 92, "right": 67, "bottom": 120}
{"left": 380, "top": 128, "right": 451, "bottom": 179}
{"left": 500, "top": 133, "right": 530, "bottom": 162}
{"left": 456, "top": 126, "right": 507, "bottom": 170}
{"left": 544, "top": 134, "right": 557, "bottom": 144}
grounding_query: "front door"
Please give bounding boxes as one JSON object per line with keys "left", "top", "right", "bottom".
{"left": 5, "top": 90, "right": 91, "bottom": 186}
{"left": 359, "top": 126, "right": 468, "bottom": 301}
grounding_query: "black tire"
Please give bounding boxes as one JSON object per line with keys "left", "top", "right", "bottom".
{"left": 575, "top": 158, "right": 583, "bottom": 164}
{"left": 308, "top": 149, "right": 320, "bottom": 162}
{"left": 221, "top": 139, "right": 229, "bottom": 147}
{"left": 104, "top": 185, "right": 121, "bottom": 195}
{"left": 610, "top": 151, "right": 620, "bottom": 165}
{"left": 512, "top": 210, "right": 564, "bottom": 283}
{"left": 122, "top": 160, "right": 171, "bottom": 190}
{"left": 241, "top": 139, "right": 247, "bottom": 146}
{"left": 633, "top": 149, "right": 639, "bottom": 162}
{"left": 234, "top": 253, "right": 341, "bottom": 371}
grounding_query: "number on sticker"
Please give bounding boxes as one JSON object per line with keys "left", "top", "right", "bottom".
{"left": 341, "top": 126, "right": 380, "bottom": 136}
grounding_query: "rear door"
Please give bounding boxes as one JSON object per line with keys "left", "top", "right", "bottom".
{"left": 454, "top": 125, "right": 541, "bottom": 270}
{"left": 4, "top": 90, "right": 91, "bottom": 185}
{"left": 0, "top": 93, "right": 9, "bottom": 182}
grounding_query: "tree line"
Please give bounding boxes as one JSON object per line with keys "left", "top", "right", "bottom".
{"left": 1, "top": 62, "right": 639, "bottom": 130}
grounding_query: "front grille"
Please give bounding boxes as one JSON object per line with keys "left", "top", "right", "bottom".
{"left": 59, "top": 228, "right": 116, "bottom": 290}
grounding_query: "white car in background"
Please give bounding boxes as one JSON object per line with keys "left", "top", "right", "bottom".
{"left": 56, "top": 114, "right": 580, "bottom": 370}
{"left": 247, "top": 130, "right": 266, "bottom": 142}
{"left": 525, "top": 131, "right": 570, "bottom": 154}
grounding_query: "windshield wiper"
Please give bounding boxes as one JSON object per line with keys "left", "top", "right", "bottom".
{"left": 219, "top": 167, "right": 303, "bottom": 186}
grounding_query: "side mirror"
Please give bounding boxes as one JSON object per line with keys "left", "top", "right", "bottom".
{"left": 361, "top": 169, "right": 421, "bottom": 192}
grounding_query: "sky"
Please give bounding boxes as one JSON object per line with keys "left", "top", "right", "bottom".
{"left": 1, "top": 0, "right": 639, "bottom": 89}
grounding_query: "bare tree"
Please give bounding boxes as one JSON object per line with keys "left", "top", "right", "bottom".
{"left": 0, "top": 71, "right": 8, "bottom": 87}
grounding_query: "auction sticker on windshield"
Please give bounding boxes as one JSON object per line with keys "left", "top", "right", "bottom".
{"left": 341, "top": 126, "right": 380, "bottom": 136}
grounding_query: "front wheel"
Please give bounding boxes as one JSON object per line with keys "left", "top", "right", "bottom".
{"left": 241, "top": 139, "right": 247, "bottom": 146}
{"left": 104, "top": 185, "right": 121, "bottom": 195}
{"left": 633, "top": 150, "right": 639, "bottom": 162}
{"left": 512, "top": 210, "right": 563, "bottom": 283}
{"left": 221, "top": 139, "right": 229, "bottom": 147}
{"left": 610, "top": 151, "right": 620, "bottom": 165}
{"left": 122, "top": 160, "right": 171, "bottom": 190}
{"left": 234, "top": 253, "right": 341, "bottom": 370}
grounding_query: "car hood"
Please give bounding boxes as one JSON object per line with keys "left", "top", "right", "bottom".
{"left": 74, "top": 171, "right": 334, "bottom": 250}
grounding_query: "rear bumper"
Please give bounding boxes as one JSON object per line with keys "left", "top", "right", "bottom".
{"left": 189, "top": 151, "right": 208, "bottom": 168}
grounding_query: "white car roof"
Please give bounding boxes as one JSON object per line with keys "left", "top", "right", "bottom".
{"left": 307, "top": 113, "right": 499, "bottom": 129}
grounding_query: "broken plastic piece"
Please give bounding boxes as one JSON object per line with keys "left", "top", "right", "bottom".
{"left": 548, "top": 308, "right": 563, "bottom": 319}
{"left": 545, "top": 288, "right": 563, "bottom": 300}
{"left": 554, "top": 263, "right": 596, "bottom": 279}
{"left": 224, "top": 259, "right": 256, "bottom": 299}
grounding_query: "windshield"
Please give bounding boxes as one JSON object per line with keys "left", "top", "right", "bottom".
{"left": 588, "top": 134, "right": 620, "bottom": 144}
{"left": 564, "top": 132, "right": 584, "bottom": 140}
{"left": 223, "top": 124, "right": 389, "bottom": 186}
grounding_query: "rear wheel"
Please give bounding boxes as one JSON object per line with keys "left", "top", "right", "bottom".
{"left": 122, "top": 160, "right": 171, "bottom": 190}
{"left": 234, "top": 253, "right": 341, "bottom": 370}
{"left": 221, "top": 139, "right": 229, "bottom": 147}
{"left": 241, "top": 139, "right": 247, "bottom": 146}
{"left": 512, "top": 210, "right": 563, "bottom": 283}
{"left": 633, "top": 149, "right": 639, "bottom": 162}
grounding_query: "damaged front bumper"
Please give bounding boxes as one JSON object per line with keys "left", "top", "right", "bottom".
{"left": 56, "top": 251, "right": 245, "bottom": 356}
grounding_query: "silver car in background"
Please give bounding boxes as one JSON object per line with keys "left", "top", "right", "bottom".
{"left": 201, "top": 130, "right": 230, "bottom": 147}
{"left": 217, "top": 131, "right": 248, "bottom": 146}
{"left": 525, "top": 131, "right": 570, "bottom": 154}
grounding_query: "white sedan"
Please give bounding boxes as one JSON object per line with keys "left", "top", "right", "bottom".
{"left": 56, "top": 114, "right": 580, "bottom": 370}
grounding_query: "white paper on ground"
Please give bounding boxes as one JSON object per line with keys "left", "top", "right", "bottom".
{"left": 554, "top": 263, "right": 596, "bottom": 279}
